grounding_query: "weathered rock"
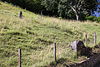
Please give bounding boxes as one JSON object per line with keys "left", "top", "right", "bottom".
{"left": 70, "top": 40, "right": 92, "bottom": 57}
{"left": 71, "top": 40, "right": 85, "bottom": 52}
{"left": 19, "top": 11, "right": 23, "bottom": 18}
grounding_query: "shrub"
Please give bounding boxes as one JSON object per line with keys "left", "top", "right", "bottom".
{"left": 85, "top": 16, "right": 100, "bottom": 22}
{"left": 1, "top": 0, "right": 43, "bottom": 13}
{"left": 96, "top": 17, "right": 100, "bottom": 22}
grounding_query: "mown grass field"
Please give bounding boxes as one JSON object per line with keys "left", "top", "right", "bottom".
{"left": 0, "top": 1, "right": 100, "bottom": 67}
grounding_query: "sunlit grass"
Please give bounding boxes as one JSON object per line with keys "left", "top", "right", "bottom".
{"left": 0, "top": 1, "right": 100, "bottom": 67}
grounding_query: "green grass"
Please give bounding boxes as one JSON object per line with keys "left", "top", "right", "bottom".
{"left": 0, "top": 1, "right": 100, "bottom": 67}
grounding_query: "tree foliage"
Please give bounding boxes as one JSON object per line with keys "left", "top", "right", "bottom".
{"left": 1, "top": 0, "right": 43, "bottom": 13}
{"left": 42, "top": 0, "right": 96, "bottom": 20}
{"left": 1, "top": 0, "right": 96, "bottom": 20}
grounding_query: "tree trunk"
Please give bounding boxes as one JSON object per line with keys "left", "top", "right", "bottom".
{"left": 75, "top": 13, "right": 79, "bottom": 21}
{"left": 70, "top": 6, "right": 79, "bottom": 20}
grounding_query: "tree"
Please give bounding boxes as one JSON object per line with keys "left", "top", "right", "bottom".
{"left": 41, "top": 0, "right": 59, "bottom": 16}
{"left": 1, "top": 0, "right": 43, "bottom": 13}
{"left": 58, "top": 0, "right": 96, "bottom": 20}
{"left": 1, "top": 0, "right": 96, "bottom": 20}
{"left": 42, "top": 0, "right": 96, "bottom": 20}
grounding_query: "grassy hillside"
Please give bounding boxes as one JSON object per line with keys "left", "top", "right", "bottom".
{"left": 0, "top": 1, "right": 100, "bottom": 67}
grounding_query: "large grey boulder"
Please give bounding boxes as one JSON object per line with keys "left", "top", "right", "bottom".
{"left": 71, "top": 40, "right": 85, "bottom": 52}
{"left": 70, "top": 40, "right": 92, "bottom": 57}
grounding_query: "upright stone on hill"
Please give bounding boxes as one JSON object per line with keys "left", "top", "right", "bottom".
{"left": 71, "top": 40, "right": 85, "bottom": 52}
{"left": 19, "top": 11, "right": 23, "bottom": 19}
{"left": 70, "top": 40, "right": 92, "bottom": 57}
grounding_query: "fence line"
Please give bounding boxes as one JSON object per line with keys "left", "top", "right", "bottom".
{"left": 18, "top": 49, "right": 21, "bottom": 67}
{"left": 53, "top": 43, "right": 57, "bottom": 62}
{"left": 16, "top": 32, "right": 98, "bottom": 67}
{"left": 93, "top": 32, "right": 96, "bottom": 45}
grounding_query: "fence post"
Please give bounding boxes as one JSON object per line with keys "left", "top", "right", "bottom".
{"left": 54, "top": 43, "right": 57, "bottom": 62}
{"left": 93, "top": 32, "right": 96, "bottom": 45}
{"left": 18, "top": 49, "right": 21, "bottom": 67}
{"left": 84, "top": 33, "right": 88, "bottom": 44}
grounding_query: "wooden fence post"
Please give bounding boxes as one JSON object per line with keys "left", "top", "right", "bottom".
{"left": 18, "top": 49, "right": 21, "bottom": 67}
{"left": 84, "top": 33, "right": 88, "bottom": 44}
{"left": 93, "top": 32, "right": 96, "bottom": 45}
{"left": 54, "top": 43, "right": 57, "bottom": 62}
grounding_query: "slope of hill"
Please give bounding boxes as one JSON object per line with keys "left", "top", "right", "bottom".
{"left": 0, "top": 1, "right": 100, "bottom": 67}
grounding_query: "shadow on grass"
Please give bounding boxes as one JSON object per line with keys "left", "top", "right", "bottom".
{"left": 47, "top": 58, "right": 67, "bottom": 67}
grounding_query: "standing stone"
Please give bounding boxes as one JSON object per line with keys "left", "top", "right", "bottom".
{"left": 71, "top": 40, "right": 86, "bottom": 56}
{"left": 19, "top": 11, "right": 23, "bottom": 18}
{"left": 71, "top": 40, "right": 85, "bottom": 52}
{"left": 71, "top": 40, "right": 92, "bottom": 57}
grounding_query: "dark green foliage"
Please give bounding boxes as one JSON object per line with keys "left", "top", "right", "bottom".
{"left": 41, "top": 0, "right": 59, "bottom": 16}
{"left": 1, "top": 0, "right": 43, "bottom": 13}
{"left": 42, "top": 0, "right": 96, "bottom": 20}
{"left": 1, "top": 0, "right": 96, "bottom": 20}
{"left": 85, "top": 16, "right": 100, "bottom": 22}
{"left": 41, "top": 0, "right": 58, "bottom": 11}
{"left": 85, "top": 16, "right": 97, "bottom": 21}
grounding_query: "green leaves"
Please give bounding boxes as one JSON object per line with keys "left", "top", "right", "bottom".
{"left": 1, "top": 0, "right": 96, "bottom": 20}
